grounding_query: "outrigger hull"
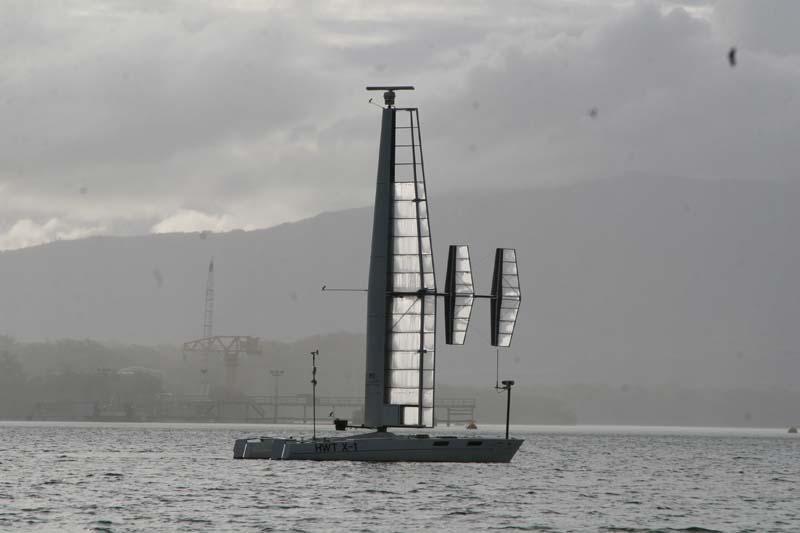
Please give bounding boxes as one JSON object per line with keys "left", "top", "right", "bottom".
{"left": 234, "top": 432, "right": 523, "bottom": 463}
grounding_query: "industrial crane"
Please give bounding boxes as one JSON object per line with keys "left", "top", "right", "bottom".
{"left": 182, "top": 259, "right": 262, "bottom": 397}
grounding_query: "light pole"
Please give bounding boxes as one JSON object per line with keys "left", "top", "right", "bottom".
{"left": 269, "top": 370, "right": 284, "bottom": 423}
{"left": 309, "top": 350, "right": 318, "bottom": 440}
{"left": 500, "top": 380, "right": 515, "bottom": 440}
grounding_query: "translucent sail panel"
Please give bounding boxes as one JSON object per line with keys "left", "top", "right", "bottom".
{"left": 402, "top": 404, "right": 433, "bottom": 427}
{"left": 391, "top": 184, "right": 434, "bottom": 291}
{"left": 491, "top": 248, "right": 521, "bottom": 348}
{"left": 386, "top": 294, "right": 436, "bottom": 426}
{"left": 385, "top": 108, "right": 436, "bottom": 427}
{"left": 444, "top": 245, "right": 475, "bottom": 345}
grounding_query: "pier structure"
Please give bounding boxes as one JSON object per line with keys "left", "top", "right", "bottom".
{"left": 26, "top": 394, "right": 476, "bottom": 426}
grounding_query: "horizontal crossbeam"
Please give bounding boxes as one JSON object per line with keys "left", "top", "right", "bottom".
{"left": 366, "top": 86, "right": 415, "bottom": 91}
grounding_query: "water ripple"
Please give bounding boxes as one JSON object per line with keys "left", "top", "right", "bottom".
{"left": 0, "top": 422, "right": 798, "bottom": 531}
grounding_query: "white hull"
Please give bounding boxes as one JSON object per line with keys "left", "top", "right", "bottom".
{"left": 234, "top": 431, "right": 522, "bottom": 463}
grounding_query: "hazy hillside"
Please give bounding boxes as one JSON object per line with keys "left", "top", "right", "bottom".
{"left": 2, "top": 176, "right": 799, "bottom": 391}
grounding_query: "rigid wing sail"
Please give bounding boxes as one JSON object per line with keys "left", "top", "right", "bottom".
{"left": 490, "top": 248, "right": 521, "bottom": 347}
{"left": 363, "top": 87, "right": 521, "bottom": 429}
{"left": 444, "top": 245, "right": 474, "bottom": 346}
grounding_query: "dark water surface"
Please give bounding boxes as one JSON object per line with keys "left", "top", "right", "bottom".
{"left": 0, "top": 422, "right": 797, "bottom": 532}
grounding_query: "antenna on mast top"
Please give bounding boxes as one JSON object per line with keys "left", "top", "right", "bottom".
{"left": 366, "top": 85, "right": 414, "bottom": 108}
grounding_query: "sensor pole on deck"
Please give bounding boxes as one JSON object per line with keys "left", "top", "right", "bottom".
{"left": 500, "top": 380, "right": 515, "bottom": 440}
{"left": 310, "top": 349, "right": 319, "bottom": 440}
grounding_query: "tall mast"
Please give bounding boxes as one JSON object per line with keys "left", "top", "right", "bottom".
{"left": 361, "top": 86, "right": 521, "bottom": 430}
{"left": 203, "top": 259, "right": 214, "bottom": 338}
{"left": 364, "top": 86, "right": 436, "bottom": 429}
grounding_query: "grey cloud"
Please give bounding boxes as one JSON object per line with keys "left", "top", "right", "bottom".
{"left": 0, "top": 6, "right": 334, "bottom": 175}
{"left": 714, "top": 0, "right": 800, "bottom": 55}
{"left": 321, "top": 18, "right": 490, "bottom": 74}
{"left": 1, "top": 1, "right": 799, "bottom": 250}
{"left": 421, "top": 2, "right": 800, "bottom": 190}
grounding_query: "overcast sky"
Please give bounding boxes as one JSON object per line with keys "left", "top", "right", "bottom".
{"left": 0, "top": 0, "right": 798, "bottom": 250}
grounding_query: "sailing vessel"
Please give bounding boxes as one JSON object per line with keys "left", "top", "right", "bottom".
{"left": 234, "top": 86, "right": 523, "bottom": 462}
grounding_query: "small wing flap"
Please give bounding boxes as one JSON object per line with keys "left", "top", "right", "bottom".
{"left": 490, "top": 248, "right": 520, "bottom": 347}
{"left": 444, "top": 245, "right": 474, "bottom": 345}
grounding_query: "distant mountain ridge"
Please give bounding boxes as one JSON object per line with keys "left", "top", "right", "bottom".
{"left": 2, "top": 176, "right": 799, "bottom": 390}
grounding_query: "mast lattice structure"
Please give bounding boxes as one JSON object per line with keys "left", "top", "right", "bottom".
{"left": 203, "top": 259, "right": 214, "bottom": 338}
